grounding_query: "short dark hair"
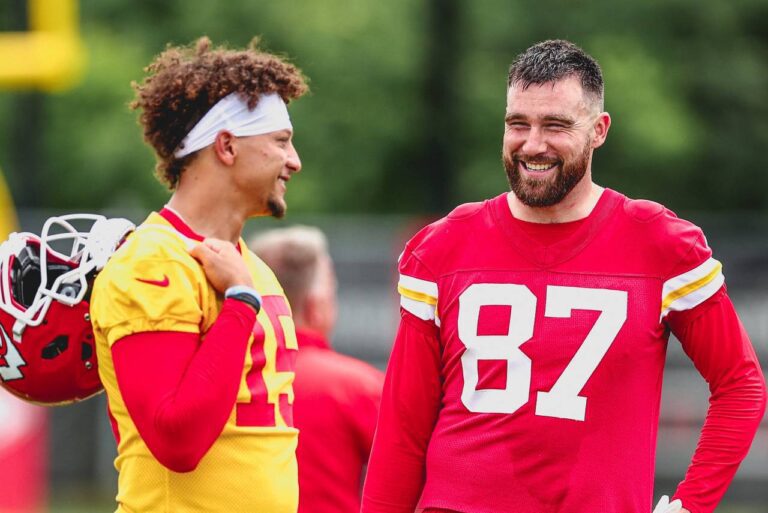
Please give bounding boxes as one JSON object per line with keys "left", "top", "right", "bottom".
{"left": 131, "top": 37, "right": 308, "bottom": 189}
{"left": 507, "top": 39, "right": 604, "bottom": 108}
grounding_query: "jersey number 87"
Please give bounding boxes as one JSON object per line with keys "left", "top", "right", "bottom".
{"left": 458, "top": 284, "right": 627, "bottom": 421}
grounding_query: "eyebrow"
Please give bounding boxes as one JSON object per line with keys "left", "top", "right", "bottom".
{"left": 505, "top": 113, "right": 576, "bottom": 126}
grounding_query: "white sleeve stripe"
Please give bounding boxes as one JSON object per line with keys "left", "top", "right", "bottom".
{"left": 661, "top": 268, "right": 724, "bottom": 318}
{"left": 401, "top": 296, "right": 436, "bottom": 322}
{"left": 661, "top": 257, "right": 721, "bottom": 301}
{"left": 398, "top": 274, "right": 438, "bottom": 298}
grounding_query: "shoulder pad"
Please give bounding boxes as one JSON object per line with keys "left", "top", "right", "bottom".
{"left": 447, "top": 201, "right": 485, "bottom": 220}
{"left": 623, "top": 198, "right": 666, "bottom": 222}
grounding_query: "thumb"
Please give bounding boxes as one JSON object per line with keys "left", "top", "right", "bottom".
{"left": 200, "top": 237, "right": 232, "bottom": 254}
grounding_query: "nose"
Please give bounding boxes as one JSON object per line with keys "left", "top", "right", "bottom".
{"left": 286, "top": 142, "right": 302, "bottom": 173}
{"left": 520, "top": 126, "right": 548, "bottom": 156}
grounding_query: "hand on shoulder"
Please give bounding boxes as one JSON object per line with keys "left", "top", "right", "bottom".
{"left": 189, "top": 238, "right": 254, "bottom": 292}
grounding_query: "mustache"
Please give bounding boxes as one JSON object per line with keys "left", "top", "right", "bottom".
{"left": 510, "top": 154, "right": 562, "bottom": 165}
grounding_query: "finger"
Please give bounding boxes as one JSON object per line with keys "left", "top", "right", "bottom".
{"left": 202, "top": 237, "right": 234, "bottom": 254}
{"left": 189, "top": 241, "right": 215, "bottom": 262}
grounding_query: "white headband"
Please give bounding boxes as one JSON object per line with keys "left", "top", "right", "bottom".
{"left": 174, "top": 92, "right": 293, "bottom": 158}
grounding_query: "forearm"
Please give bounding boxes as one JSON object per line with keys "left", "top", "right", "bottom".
{"left": 113, "top": 299, "right": 256, "bottom": 471}
{"left": 668, "top": 290, "right": 767, "bottom": 512}
{"left": 361, "top": 312, "right": 442, "bottom": 512}
{"left": 673, "top": 367, "right": 766, "bottom": 511}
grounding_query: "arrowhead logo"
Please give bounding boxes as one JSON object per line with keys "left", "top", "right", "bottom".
{"left": 135, "top": 275, "right": 170, "bottom": 287}
{"left": 0, "top": 323, "right": 25, "bottom": 381}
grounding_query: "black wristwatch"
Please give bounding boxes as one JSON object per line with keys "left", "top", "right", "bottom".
{"left": 224, "top": 285, "right": 262, "bottom": 313}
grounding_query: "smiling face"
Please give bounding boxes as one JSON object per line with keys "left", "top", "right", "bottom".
{"left": 502, "top": 76, "right": 609, "bottom": 208}
{"left": 233, "top": 129, "right": 302, "bottom": 218}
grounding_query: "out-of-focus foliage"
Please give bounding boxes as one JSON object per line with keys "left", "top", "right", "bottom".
{"left": 0, "top": 0, "right": 766, "bottom": 214}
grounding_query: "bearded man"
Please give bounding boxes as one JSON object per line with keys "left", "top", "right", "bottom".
{"left": 361, "top": 39, "right": 765, "bottom": 513}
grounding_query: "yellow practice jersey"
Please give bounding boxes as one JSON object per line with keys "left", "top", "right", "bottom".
{"left": 91, "top": 210, "right": 299, "bottom": 513}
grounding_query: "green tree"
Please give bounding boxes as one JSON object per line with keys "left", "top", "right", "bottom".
{"left": 0, "top": 0, "right": 766, "bottom": 214}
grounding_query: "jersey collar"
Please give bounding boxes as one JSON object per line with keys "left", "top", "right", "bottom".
{"left": 492, "top": 188, "right": 623, "bottom": 268}
{"left": 159, "top": 206, "right": 204, "bottom": 241}
{"left": 158, "top": 206, "right": 245, "bottom": 254}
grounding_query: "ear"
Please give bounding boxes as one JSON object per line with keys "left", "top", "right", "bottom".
{"left": 212, "top": 130, "right": 237, "bottom": 165}
{"left": 591, "top": 112, "right": 611, "bottom": 149}
{"left": 302, "top": 292, "right": 322, "bottom": 331}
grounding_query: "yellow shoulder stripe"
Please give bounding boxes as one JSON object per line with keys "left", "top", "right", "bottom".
{"left": 397, "top": 285, "right": 437, "bottom": 306}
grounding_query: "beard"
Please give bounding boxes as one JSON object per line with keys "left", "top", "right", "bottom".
{"left": 503, "top": 139, "right": 592, "bottom": 207}
{"left": 267, "top": 196, "right": 286, "bottom": 219}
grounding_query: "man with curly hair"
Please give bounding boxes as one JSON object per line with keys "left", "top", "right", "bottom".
{"left": 89, "top": 37, "right": 309, "bottom": 513}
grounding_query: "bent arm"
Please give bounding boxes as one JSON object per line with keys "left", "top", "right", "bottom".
{"left": 668, "top": 288, "right": 767, "bottom": 513}
{"left": 361, "top": 311, "right": 442, "bottom": 513}
{"left": 112, "top": 299, "right": 256, "bottom": 472}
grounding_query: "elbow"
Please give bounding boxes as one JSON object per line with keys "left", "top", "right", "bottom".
{"left": 757, "top": 376, "right": 768, "bottom": 417}
{"left": 148, "top": 441, "right": 207, "bottom": 473}
{"left": 162, "top": 453, "right": 203, "bottom": 474}
{"left": 143, "top": 416, "right": 212, "bottom": 472}
{"left": 746, "top": 364, "right": 767, "bottom": 416}
{"left": 145, "top": 402, "right": 222, "bottom": 472}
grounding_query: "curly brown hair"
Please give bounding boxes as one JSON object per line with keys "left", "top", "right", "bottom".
{"left": 131, "top": 37, "right": 309, "bottom": 189}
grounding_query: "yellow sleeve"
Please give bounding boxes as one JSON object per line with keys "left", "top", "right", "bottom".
{"left": 91, "top": 237, "right": 207, "bottom": 347}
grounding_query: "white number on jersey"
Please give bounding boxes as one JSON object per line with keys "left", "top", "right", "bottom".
{"left": 458, "top": 284, "right": 628, "bottom": 421}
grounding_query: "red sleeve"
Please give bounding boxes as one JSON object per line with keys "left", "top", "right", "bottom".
{"left": 667, "top": 287, "right": 767, "bottom": 513}
{"left": 112, "top": 298, "right": 257, "bottom": 473}
{"left": 361, "top": 311, "right": 442, "bottom": 513}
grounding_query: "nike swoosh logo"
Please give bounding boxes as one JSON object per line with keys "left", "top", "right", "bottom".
{"left": 136, "top": 275, "right": 170, "bottom": 287}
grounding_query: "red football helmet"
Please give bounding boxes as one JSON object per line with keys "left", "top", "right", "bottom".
{"left": 0, "top": 214, "right": 134, "bottom": 405}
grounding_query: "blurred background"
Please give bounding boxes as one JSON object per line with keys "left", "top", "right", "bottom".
{"left": 0, "top": 0, "right": 766, "bottom": 511}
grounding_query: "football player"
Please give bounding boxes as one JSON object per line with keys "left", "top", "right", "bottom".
{"left": 88, "top": 37, "right": 308, "bottom": 513}
{"left": 250, "top": 226, "right": 384, "bottom": 513}
{"left": 361, "top": 40, "right": 766, "bottom": 513}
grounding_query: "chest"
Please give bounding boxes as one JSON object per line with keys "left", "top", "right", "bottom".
{"left": 435, "top": 268, "right": 667, "bottom": 422}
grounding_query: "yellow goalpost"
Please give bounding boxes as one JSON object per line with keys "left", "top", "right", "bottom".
{"left": 0, "top": 0, "right": 85, "bottom": 91}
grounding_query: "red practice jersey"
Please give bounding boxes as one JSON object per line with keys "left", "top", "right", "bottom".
{"left": 292, "top": 329, "right": 383, "bottom": 513}
{"left": 362, "top": 189, "right": 765, "bottom": 513}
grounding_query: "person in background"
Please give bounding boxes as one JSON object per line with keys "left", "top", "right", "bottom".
{"left": 361, "top": 39, "right": 766, "bottom": 513}
{"left": 90, "top": 37, "right": 308, "bottom": 513}
{"left": 251, "top": 225, "right": 384, "bottom": 513}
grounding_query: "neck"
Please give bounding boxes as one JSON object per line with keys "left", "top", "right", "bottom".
{"left": 507, "top": 177, "right": 603, "bottom": 224}
{"left": 294, "top": 317, "right": 327, "bottom": 339}
{"left": 166, "top": 160, "right": 246, "bottom": 244}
